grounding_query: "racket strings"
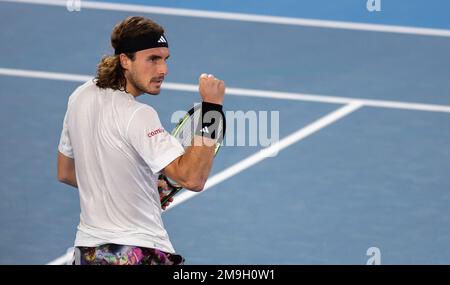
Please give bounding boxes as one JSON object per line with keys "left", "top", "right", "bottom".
{"left": 174, "top": 109, "right": 201, "bottom": 147}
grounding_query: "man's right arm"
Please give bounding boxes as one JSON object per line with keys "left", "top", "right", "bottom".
{"left": 162, "top": 136, "right": 216, "bottom": 191}
{"left": 57, "top": 151, "right": 78, "bottom": 188}
{"left": 162, "top": 74, "right": 225, "bottom": 192}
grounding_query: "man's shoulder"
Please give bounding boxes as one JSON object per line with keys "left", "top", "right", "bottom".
{"left": 68, "top": 79, "right": 97, "bottom": 103}
{"left": 75, "top": 79, "right": 97, "bottom": 94}
{"left": 123, "top": 103, "right": 162, "bottom": 138}
{"left": 127, "top": 103, "right": 159, "bottom": 123}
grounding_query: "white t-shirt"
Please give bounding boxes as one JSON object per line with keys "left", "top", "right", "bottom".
{"left": 58, "top": 80, "right": 184, "bottom": 253}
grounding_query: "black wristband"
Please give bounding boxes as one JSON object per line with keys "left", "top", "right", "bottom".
{"left": 195, "top": 102, "right": 226, "bottom": 140}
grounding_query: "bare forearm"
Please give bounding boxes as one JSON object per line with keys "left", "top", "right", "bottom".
{"left": 176, "top": 136, "right": 216, "bottom": 189}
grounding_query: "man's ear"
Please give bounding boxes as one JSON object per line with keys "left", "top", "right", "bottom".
{"left": 119, "top": 53, "right": 130, "bottom": 70}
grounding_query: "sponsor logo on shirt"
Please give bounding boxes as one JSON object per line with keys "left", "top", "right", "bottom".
{"left": 147, "top": 128, "right": 165, "bottom": 138}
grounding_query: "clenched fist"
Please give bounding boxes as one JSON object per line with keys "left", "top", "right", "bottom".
{"left": 199, "top": 73, "right": 225, "bottom": 105}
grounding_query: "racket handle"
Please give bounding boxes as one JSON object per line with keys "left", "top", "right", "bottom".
{"left": 161, "top": 187, "right": 182, "bottom": 207}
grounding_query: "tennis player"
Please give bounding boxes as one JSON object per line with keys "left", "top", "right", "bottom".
{"left": 57, "top": 16, "right": 225, "bottom": 265}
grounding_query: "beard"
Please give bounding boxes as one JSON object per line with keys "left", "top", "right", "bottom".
{"left": 128, "top": 71, "right": 161, "bottom": 95}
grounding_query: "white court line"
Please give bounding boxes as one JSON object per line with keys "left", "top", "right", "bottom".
{"left": 46, "top": 102, "right": 363, "bottom": 265}
{"left": 2, "top": 67, "right": 450, "bottom": 114}
{"left": 0, "top": 67, "right": 91, "bottom": 82}
{"left": 2, "top": 0, "right": 450, "bottom": 37}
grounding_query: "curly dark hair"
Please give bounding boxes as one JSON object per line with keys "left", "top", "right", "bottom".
{"left": 95, "top": 16, "right": 165, "bottom": 91}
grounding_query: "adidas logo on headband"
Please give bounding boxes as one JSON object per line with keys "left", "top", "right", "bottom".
{"left": 158, "top": 36, "right": 167, "bottom": 43}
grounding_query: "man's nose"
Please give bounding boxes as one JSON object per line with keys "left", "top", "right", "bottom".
{"left": 159, "top": 62, "right": 168, "bottom": 76}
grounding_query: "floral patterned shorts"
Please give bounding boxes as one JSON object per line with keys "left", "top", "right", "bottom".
{"left": 73, "top": 244, "right": 184, "bottom": 265}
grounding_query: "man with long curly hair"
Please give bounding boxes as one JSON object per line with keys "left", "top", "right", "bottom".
{"left": 57, "top": 16, "right": 225, "bottom": 265}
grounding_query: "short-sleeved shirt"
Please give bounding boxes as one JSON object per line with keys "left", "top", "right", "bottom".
{"left": 58, "top": 80, "right": 184, "bottom": 253}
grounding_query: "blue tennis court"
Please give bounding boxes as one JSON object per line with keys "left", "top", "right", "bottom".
{"left": 1, "top": 0, "right": 450, "bottom": 264}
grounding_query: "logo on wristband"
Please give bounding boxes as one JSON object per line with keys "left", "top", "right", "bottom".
{"left": 200, "top": 127, "right": 210, "bottom": 134}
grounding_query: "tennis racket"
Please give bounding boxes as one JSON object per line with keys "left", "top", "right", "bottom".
{"left": 159, "top": 103, "right": 225, "bottom": 207}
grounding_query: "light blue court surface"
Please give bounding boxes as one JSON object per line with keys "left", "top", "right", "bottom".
{"left": 1, "top": 0, "right": 450, "bottom": 264}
